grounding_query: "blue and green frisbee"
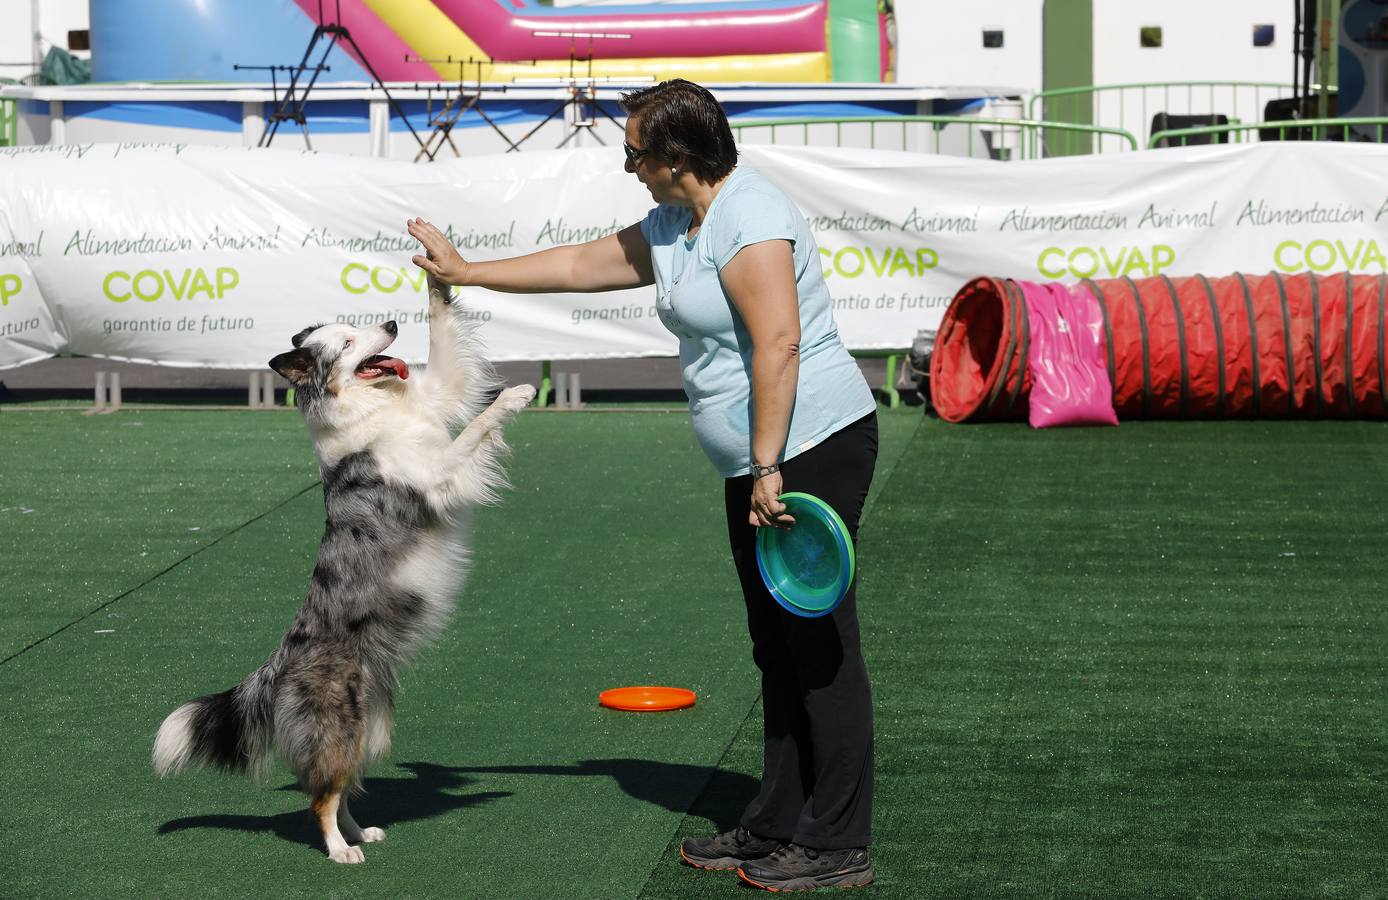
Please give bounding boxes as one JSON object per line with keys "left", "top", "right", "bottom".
{"left": 755, "top": 492, "right": 855, "bottom": 618}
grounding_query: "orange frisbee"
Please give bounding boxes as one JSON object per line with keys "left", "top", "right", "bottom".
{"left": 599, "top": 686, "right": 697, "bottom": 712}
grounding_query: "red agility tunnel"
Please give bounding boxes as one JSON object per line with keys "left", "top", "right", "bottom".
{"left": 930, "top": 272, "right": 1388, "bottom": 422}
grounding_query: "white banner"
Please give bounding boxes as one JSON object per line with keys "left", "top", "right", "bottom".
{"left": 3, "top": 140, "right": 1388, "bottom": 369}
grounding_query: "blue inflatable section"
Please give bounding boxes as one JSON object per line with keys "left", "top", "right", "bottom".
{"left": 60, "top": 94, "right": 917, "bottom": 134}
{"left": 89, "top": 0, "right": 370, "bottom": 83}
{"left": 66, "top": 100, "right": 245, "bottom": 132}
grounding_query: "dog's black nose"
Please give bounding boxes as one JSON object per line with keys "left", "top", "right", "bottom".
{"left": 383, "top": 320, "right": 398, "bottom": 336}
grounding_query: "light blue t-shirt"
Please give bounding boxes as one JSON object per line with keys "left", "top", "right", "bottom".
{"left": 640, "top": 167, "right": 876, "bottom": 478}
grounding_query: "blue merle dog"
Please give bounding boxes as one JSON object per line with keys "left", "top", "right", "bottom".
{"left": 153, "top": 274, "right": 534, "bottom": 863}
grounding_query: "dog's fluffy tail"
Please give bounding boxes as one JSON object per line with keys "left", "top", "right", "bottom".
{"left": 152, "top": 656, "right": 279, "bottom": 778}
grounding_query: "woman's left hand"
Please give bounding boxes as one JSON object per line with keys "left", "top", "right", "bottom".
{"left": 750, "top": 470, "right": 796, "bottom": 529}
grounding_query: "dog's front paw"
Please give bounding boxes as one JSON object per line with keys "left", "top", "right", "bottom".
{"left": 427, "top": 272, "right": 454, "bottom": 306}
{"left": 498, "top": 384, "right": 536, "bottom": 414}
{"left": 360, "top": 827, "right": 386, "bottom": 843}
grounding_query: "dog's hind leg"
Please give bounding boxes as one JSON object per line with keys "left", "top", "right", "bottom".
{"left": 337, "top": 790, "right": 386, "bottom": 845}
{"left": 286, "top": 656, "right": 373, "bottom": 862}
{"left": 311, "top": 780, "right": 363, "bottom": 864}
{"left": 336, "top": 696, "right": 392, "bottom": 844}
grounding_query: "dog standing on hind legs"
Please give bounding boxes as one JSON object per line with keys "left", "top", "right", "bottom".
{"left": 152, "top": 273, "right": 534, "bottom": 863}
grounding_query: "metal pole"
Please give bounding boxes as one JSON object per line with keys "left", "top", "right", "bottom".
{"left": 1294, "top": 0, "right": 1302, "bottom": 97}
{"left": 1317, "top": 0, "right": 1341, "bottom": 120}
{"left": 31, "top": 0, "right": 42, "bottom": 74}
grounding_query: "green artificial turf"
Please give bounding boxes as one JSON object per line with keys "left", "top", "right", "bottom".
{"left": 5, "top": 408, "right": 1386, "bottom": 898}
{"left": 858, "top": 419, "right": 1388, "bottom": 898}
{"left": 643, "top": 419, "right": 1388, "bottom": 899}
{"left": 0, "top": 406, "right": 917, "bottom": 898}
{"left": 0, "top": 411, "right": 320, "bottom": 661}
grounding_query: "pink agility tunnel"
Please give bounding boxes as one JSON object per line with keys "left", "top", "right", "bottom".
{"left": 931, "top": 272, "right": 1388, "bottom": 423}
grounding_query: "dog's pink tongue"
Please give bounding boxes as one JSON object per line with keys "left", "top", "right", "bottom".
{"left": 379, "top": 357, "right": 409, "bottom": 380}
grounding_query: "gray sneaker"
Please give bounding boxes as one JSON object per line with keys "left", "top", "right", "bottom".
{"left": 738, "top": 842, "right": 874, "bottom": 891}
{"left": 679, "top": 825, "right": 783, "bottom": 871}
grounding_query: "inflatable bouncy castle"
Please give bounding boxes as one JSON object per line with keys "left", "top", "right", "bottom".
{"left": 90, "top": 0, "right": 893, "bottom": 84}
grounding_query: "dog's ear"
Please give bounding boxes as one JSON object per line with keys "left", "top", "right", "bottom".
{"left": 269, "top": 348, "right": 313, "bottom": 385}
{"left": 290, "top": 326, "right": 317, "bottom": 349}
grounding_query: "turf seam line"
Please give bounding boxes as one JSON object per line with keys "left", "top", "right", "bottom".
{"left": 0, "top": 480, "right": 323, "bottom": 668}
{"left": 635, "top": 691, "right": 765, "bottom": 900}
{"left": 861, "top": 415, "right": 924, "bottom": 524}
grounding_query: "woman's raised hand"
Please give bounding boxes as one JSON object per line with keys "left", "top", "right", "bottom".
{"left": 408, "top": 217, "right": 471, "bottom": 286}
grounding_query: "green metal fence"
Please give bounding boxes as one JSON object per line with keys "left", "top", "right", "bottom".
{"left": 0, "top": 97, "right": 16, "bottom": 147}
{"left": 1029, "top": 81, "right": 1301, "bottom": 149}
{"left": 731, "top": 115, "right": 1137, "bottom": 161}
{"left": 1148, "top": 116, "right": 1388, "bottom": 148}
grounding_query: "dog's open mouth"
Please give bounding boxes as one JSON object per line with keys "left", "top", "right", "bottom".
{"left": 355, "top": 356, "right": 409, "bottom": 380}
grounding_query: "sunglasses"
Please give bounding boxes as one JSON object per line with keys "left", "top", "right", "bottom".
{"left": 623, "top": 142, "right": 651, "bottom": 164}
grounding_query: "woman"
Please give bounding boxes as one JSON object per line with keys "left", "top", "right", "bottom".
{"left": 408, "top": 79, "right": 877, "bottom": 892}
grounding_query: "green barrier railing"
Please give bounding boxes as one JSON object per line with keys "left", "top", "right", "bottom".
{"left": 0, "top": 97, "right": 16, "bottom": 147}
{"left": 1029, "top": 81, "right": 1302, "bottom": 150}
{"left": 851, "top": 348, "right": 910, "bottom": 409}
{"left": 731, "top": 115, "right": 1137, "bottom": 161}
{"left": 1148, "top": 116, "right": 1388, "bottom": 148}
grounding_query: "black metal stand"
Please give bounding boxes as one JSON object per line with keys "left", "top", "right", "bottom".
{"left": 406, "top": 57, "right": 522, "bottom": 160}
{"left": 505, "top": 32, "right": 639, "bottom": 152}
{"left": 234, "top": 0, "right": 427, "bottom": 156}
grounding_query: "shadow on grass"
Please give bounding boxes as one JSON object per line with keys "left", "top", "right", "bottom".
{"left": 157, "top": 761, "right": 511, "bottom": 854}
{"left": 452, "top": 758, "right": 759, "bottom": 831}
{"left": 157, "top": 758, "right": 759, "bottom": 852}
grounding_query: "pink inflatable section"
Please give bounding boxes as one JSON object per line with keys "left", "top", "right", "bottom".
{"left": 433, "top": 0, "right": 828, "bottom": 61}
{"left": 291, "top": 0, "right": 828, "bottom": 81}
{"left": 290, "top": 0, "right": 446, "bottom": 81}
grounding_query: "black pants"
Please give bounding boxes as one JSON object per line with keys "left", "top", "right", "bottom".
{"left": 723, "top": 411, "right": 878, "bottom": 850}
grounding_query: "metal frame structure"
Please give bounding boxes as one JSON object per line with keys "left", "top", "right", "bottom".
{"left": 233, "top": 0, "right": 427, "bottom": 155}
{"left": 1028, "top": 81, "right": 1302, "bottom": 147}
{"left": 732, "top": 114, "right": 1138, "bottom": 161}
{"left": 1149, "top": 115, "right": 1388, "bottom": 148}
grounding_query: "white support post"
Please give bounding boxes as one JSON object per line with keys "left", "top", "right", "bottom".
{"left": 568, "top": 372, "right": 582, "bottom": 409}
{"left": 87, "top": 371, "right": 119, "bottom": 415}
{"left": 48, "top": 99, "right": 65, "bottom": 146}
{"left": 242, "top": 101, "right": 265, "bottom": 148}
{"left": 554, "top": 372, "right": 569, "bottom": 408}
{"left": 248, "top": 371, "right": 261, "bottom": 408}
{"left": 368, "top": 97, "right": 390, "bottom": 158}
{"left": 259, "top": 371, "right": 274, "bottom": 407}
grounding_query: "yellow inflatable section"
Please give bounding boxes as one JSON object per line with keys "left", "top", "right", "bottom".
{"left": 362, "top": 0, "right": 830, "bottom": 83}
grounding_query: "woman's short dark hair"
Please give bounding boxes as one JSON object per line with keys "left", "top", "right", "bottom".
{"left": 620, "top": 79, "right": 738, "bottom": 183}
